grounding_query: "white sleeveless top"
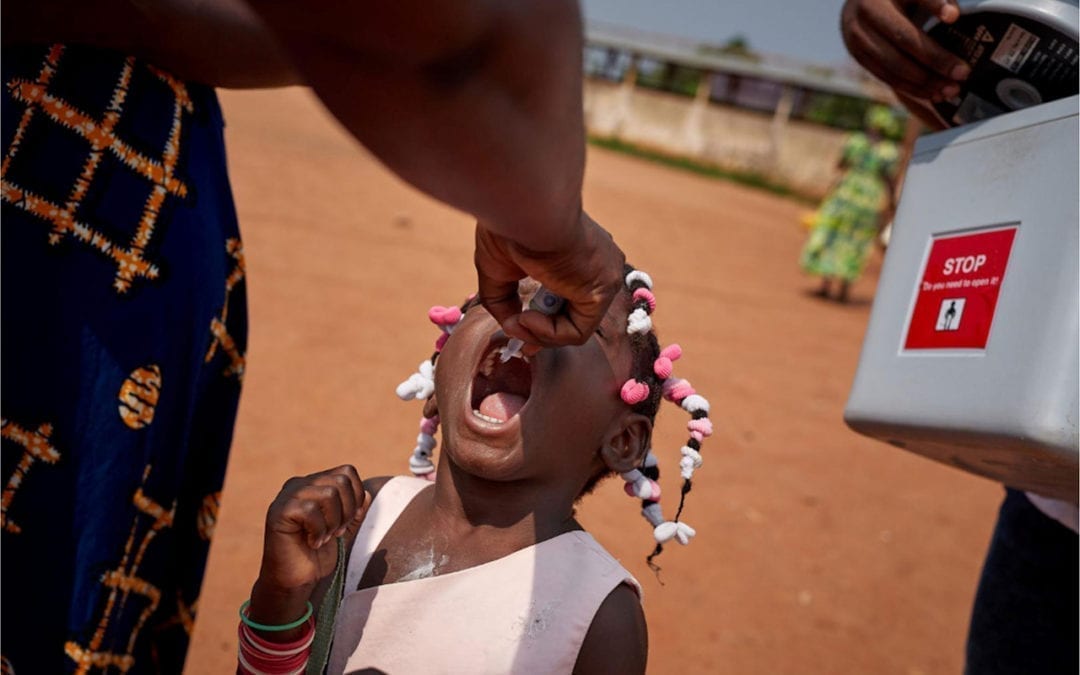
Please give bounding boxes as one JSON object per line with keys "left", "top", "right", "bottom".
{"left": 327, "top": 477, "right": 642, "bottom": 674}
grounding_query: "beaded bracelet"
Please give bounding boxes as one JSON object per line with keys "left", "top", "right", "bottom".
{"left": 239, "top": 599, "right": 314, "bottom": 632}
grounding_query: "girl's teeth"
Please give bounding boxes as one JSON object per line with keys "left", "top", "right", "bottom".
{"left": 472, "top": 409, "right": 503, "bottom": 425}
{"left": 485, "top": 343, "right": 529, "bottom": 375}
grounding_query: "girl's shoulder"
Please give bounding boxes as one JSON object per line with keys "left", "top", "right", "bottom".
{"left": 363, "top": 474, "right": 435, "bottom": 500}
{"left": 363, "top": 475, "right": 395, "bottom": 501}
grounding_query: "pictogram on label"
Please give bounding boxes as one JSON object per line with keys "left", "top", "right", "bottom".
{"left": 904, "top": 226, "right": 1018, "bottom": 350}
{"left": 935, "top": 298, "right": 966, "bottom": 331}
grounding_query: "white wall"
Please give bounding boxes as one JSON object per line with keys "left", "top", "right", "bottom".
{"left": 584, "top": 79, "right": 849, "bottom": 197}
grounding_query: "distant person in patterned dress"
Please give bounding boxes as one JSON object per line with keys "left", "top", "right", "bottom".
{"left": 1, "top": 1, "right": 626, "bottom": 672}
{"left": 800, "top": 105, "right": 902, "bottom": 303}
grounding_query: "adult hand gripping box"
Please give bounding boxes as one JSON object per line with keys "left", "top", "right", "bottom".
{"left": 844, "top": 95, "right": 1079, "bottom": 502}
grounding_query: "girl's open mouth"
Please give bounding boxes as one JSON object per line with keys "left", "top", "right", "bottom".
{"left": 470, "top": 341, "right": 533, "bottom": 424}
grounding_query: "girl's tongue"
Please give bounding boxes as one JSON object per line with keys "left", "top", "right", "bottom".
{"left": 478, "top": 392, "right": 527, "bottom": 422}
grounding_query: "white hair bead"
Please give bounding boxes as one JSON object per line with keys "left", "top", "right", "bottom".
{"left": 625, "top": 270, "right": 654, "bottom": 290}
{"left": 419, "top": 360, "right": 434, "bottom": 379}
{"left": 415, "top": 433, "right": 437, "bottom": 453}
{"left": 681, "top": 394, "right": 710, "bottom": 414}
{"left": 396, "top": 361, "right": 437, "bottom": 400}
{"left": 621, "top": 469, "right": 644, "bottom": 484}
{"left": 653, "top": 521, "right": 677, "bottom": 543}
{"left": 626, "top": 308, "right": 652, "bottom": 335}
{"left": 643, "top": 451, "right": 659, "bottom": 468}
{"left": 654, "top": 520, "right": 696, "bottom": 545}
{"left": 679, "top": 456, "right": 696, "bottom": 480}
{"left": 680, "top": 446, "right": 703, "bottom": 469}
{"left": 409, "top": 454, "right": 435, "bottom": 474}
{"left": 406, "top": 374, "right": 435, "bottom": 400}
{"left": 674, "top": 522, "right": 696, "bottom": 545}
{"left": 395, "top": 374, "right": 423, "bottom": 400}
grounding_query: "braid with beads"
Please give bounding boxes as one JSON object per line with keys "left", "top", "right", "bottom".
{"left": 617, "top": 266, "right": 711, "bottom": 570}
{"left": 394, "top": 295, "right": 477, "bottom": 480}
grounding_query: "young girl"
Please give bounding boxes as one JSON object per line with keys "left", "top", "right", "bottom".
{"left": 239, "top": 267, "right": 713, "bottom": 674}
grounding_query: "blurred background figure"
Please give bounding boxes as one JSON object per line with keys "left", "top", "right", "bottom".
{"left": 799, "top": 105, "right": 901, "bottom": 303}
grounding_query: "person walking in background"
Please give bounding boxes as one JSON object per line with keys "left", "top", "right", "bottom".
{"left": 799, "top": 105, "right": 901, "bottom": 303}
{"left": 1, "top": 1, "right": 624, "bottom": 671}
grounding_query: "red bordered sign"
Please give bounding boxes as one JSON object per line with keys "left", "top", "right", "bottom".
{"left": 904, "top": 226, "right": 1018, "bottom": 350}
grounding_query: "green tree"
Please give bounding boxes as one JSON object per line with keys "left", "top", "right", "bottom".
{"left": 698, "top": 34, "right": 761, "bottom": 62}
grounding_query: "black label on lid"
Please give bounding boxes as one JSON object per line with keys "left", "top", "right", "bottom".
{"left": 928, "top": 11, "right": 1078, "bottom": 126}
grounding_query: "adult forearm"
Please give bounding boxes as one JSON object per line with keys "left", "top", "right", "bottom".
{"left": 249, "top": 0, "right": 587, "bottom": 252}
{"left": 2, "top": 0, "right": 300, "bottom": 88}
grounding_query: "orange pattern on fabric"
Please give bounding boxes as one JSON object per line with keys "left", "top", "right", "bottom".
{"left": 64, "top": 465, "right": 176, "bottom": 674}
{"left": 1, "top": 46, "right": 194, "bottom": 293}
{"left": 1, "top": 45, "right": 62, "bottom": 178}
{"left": 196, "top": 491, "right": 220, "bottom": 541}
{"left": 1, "top": 419, "right": 61, "bottom": 534}
{"left": 117, "top": 365, "right": 162, "bottom": 430}
{"left": 205, "top": 238, "right": 246, "bottom": 379}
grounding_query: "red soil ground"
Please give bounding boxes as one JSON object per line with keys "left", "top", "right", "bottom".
{"left": 185, "top": 88, "right": 1002, "bottom": 674}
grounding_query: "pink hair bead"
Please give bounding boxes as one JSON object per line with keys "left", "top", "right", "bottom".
{"left": 654, "top": 344, "right": 684, "bottom": 378}
{"left": 632, "top": 288, "right": 656, "bottom": 313}
{"left": 660, "top": 344, "right": 682, "bottom": 361}
{"left": 654, "top": 357, "right": 674, "bottom": 379}
{"left": 687, "top": 418, "right": 713, "bottom": 437}
{"left": 662, "top": 377, "right": 685, "bottom": 399}
{"left": 428, "top": 305, "right": 462, "bottom": 327}
{"left": 434, "top": 332, "right": 450, "bottom": 351}
{"left": 621, "top": 379, "right": 651, "bottom": 405}
{"left": 662, "top": 378, "right": 695, "bottom": 402}
{"left": 624, "top": 479, "right": 661, "bottom": 500}
{"left": 420, "top": 416, "right": 440, "bottom": 435}
{"left": 690, "top": 431, "right": 704, "bottom": 442}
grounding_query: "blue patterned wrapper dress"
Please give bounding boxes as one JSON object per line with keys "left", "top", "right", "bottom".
{"left": 1, "top": 44, "right": 247, "bottom": 673}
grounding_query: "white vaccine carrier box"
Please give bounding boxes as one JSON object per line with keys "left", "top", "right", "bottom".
{"left": 844, "top": 95, "right": 1079, "bottom": 502}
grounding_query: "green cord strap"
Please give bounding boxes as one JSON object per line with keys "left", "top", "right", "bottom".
{"left": 306, "top": 535, "right": 347, "bottom": 675}
{"left": 239, "top": 599, "right": 313, "bottom": 632}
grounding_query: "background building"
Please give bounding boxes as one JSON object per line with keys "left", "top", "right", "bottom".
{"left": 583, "top": 23, "right": 901, "bottom": 197}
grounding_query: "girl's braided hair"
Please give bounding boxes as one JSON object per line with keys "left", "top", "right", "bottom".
{"left": 395, "top": 265, "right": 713, "bottom": 570}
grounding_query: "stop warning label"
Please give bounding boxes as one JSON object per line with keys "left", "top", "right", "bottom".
{"left": 904, "top": 226, "right": 1018, "bottom": 350}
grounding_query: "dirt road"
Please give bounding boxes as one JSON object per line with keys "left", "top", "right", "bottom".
{"left": 185, "top": 88, "right": 1001, "bottom": 674}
